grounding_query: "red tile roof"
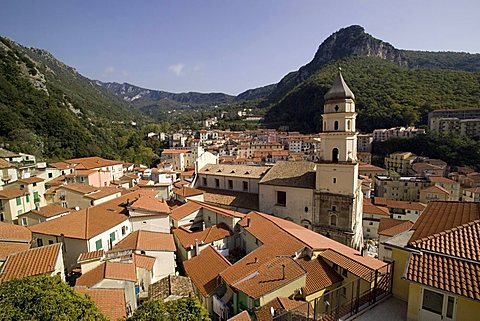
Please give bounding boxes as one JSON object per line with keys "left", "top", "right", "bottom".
{"left": 173, "top": 186, "right": 204, "bottom": 197}
{"left": 75, "top": 261, "right": 136, "bottom": 287}
{"left": 129, "top": 195, "right": 171, "bottom": 214}
{"left": 296, "top": 257, "right": 343, "bottom": 295}
{"left": 17, "top": 177, "right": 44, "bottom": 184}
{"left": 76, "top": 287, "right": 127, "bottom": 321}
{"left": 27, "top": 204, "right": 69, "bottom": 218}
{"left": 65, "top": 157, "right": 122, "bottom": 169}
{"left": 378, "top": 218, "right": 414, "bottom": 237}
{"left": 183, "top": 245, "right": 231, "bottom": 297}
{"left": 421, "top": 185, "right": 450, "bottom": 194}
{"left": 0, "top": 242, "right": 31, "bottom": 260}
{"left": 0, "top": 188, "right": 27, "bottom": 200}
{"left": 84, "top": 187, "right": 122, "bottom": 200}
{"left": 170, "top": 201, "right": 203, "bottom": 221}
{"left": 61, "top": 183, "right": 98, "bottom": 194}
{"left": 78, "top": 250, "right": 104, "bottom": 263}
{"left": 428, "top": 176, "right": 456, "bottom": 184}
{"left": 133, "top": 253, "right": 156, "bottom": 270}
{"left": 0, "top": 222, "right": 32, "bottom": 242}
{"left": 109, "top": 230, "right": 176, "bottom": 253}
{"left": 173, "top": 223, "right": 233, "bottom": 250}
{"left": 228, "top": 310, "right": 251, "bottom": 321}
{"left": 0, "top": 243, "right": 62, "bottom": 282}
{"left": 363, "top": 202, "right": 390, "bottom": 216}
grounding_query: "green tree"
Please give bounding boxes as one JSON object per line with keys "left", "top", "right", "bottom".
{"left": 0, "top": 275, "right": 107, "bottom": 321}
{"left": 128, "top": 297, "right": 210, "bottom": 321}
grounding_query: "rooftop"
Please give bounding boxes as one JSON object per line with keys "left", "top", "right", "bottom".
{"left": 65, "top": 157, "right": 123, "bottom": 169}
{"left": 75, "top": 287, "right": 127, "bottom": 321}
{"left": 109, "top": 230, "right": 176, "bottom": 253}
{"left": 259, "top": 161, "right": 316, "bottom": 189}
{"left": 199, "top": 164, "right": 270, "bottom": 179}
{"left": 0, "top": 243, "right": 62, "bottom": 282}
{"left": 173, "top": 223, "right": 233, "bottom": 250}
{"left": 75, "top": 261, "right": 136, "bottom": 287}
{"left": 378, "top": 218, "right": 414, "bottom": 237}
{"left": 0, "top": 221, "right": 32, "bottom": 242}
{"left": 324, "top": 70, "right": 355, "bottom": 101}
{"left": 173, "top": 186, "right": 205, "bottom": 197}
{"left": 129, "top": 195, "right": 171, "bottom": 214}
{"left": 26, "top": 204, "right": 70, "bottom": 218}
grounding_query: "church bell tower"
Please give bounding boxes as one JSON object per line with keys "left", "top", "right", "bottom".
{"left": 314, "top": 69, "right": 363, "bottom": 250}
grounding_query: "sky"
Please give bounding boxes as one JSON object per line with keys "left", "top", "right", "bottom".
{"left": 1, "top": 0, "right": 479, "bottom": 95}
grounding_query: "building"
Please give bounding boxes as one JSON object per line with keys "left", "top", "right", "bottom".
{"left": 462, "top": 187, "right": 480, "bottom": 202}
{"left": 18, "top": 204, "right": 70, "bottom": 226}
{"left": 0, "top": 222, "right": 32, "bottom": 266}
{"left": 372, "top": 127, "right": 425, "bottom": 142}
{"left": 384, "top": 152, "right": 416, "bottom": 175}
{"left": 75, "top": 287, "right": 127, "bottom": 321}
{"left": 127, "top": 196, "right": 171, "bottom": 233}
{"left": 65, "top": 157, "right": 124, "bottom": 181}
{"left": 0, "top": 243, "right": 64, "bottom": 282}
{"left": 0, "top": 159, "right": 18, "bottom": 187}
{"left": 381, "top": 202, "right": 480, "bottom": 320}
{"left": 0, "top": 188, "right": 33, "bottom": 223}
{"left": 357, "top": 133, "right": 373, "bottom": 152}
{"left": 65, "top": 169, "right": 111, "bottom": 188}
{"left": 362, "top": 201, "right": 390, "bottom": 240}
{"left": 429, "top": 108, "right": 480, "bottom": 138}
{"left": 375, "top": 176, "right": 428, "bottom": 202}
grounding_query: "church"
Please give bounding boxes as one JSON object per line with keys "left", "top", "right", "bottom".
{"left": 259, "top": 70, "right": 364, "bottom": 249}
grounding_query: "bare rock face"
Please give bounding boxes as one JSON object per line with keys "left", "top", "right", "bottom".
{"left": 269, "top": 25, "right": 408, "bottom": 100}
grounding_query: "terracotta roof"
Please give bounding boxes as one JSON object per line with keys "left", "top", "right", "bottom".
{"left": 75, "top": 287, "right": 127, "bottom": 321}
{"left": 75, "top": 261, "right": 136, "bottom": 287}
{"left": 405, "top": 252, "right": 479, "bottom": 301}
{"left": 27, "top": 204, "right": 69, "bottom": 218}
{"left": 173, "top": 223, "right": 233, "bottom": 250}
{"left": 61, "top": 183, "right": 98, "bottom": 194}
{"left": 228, "top": 310, "right": 251, "bottom": 321}
{"left": 255, "top": 297, "right": 311, "bottom": 321}
{"left": 28, "top": 190, "right": 156, "bottom": 240}
{"left": 428, "top": 176, "right": 456, "bottom": 184}
{"left": 199, "top": 164, "right": 270, "bottom": 179}
{"left": 421, "top": 185, "right": 450, "bottom": 194}
{"left": 133, "top": 253, "right": 156, "bottom": 270}
{"left": 183, "top": 245, "right": 231, "bottom": 297}
{"left": 190, "top": 200, "right": 246, "bottom": 219}
{"left": 384, "top": 199, "right": 427, "bottom": 211}
{"left": 173, "top": 186, "right": 204, "bottom": 197}
{"left": 259, "top": 161, "right": 316, "bottom": 189}
{"left": 78, "top": 250, "right": 105, "bottom": 263}
{"left": 65, "top": 169, "right": 98, "bottom": 177}
{"left": 0, "top": 243, "right": 62, "bottom": 282}
{"left": 162, "top": 149, "right": 191, "bottom": 154}
{"left": 174, "top": 180, "right": 190, "bottom": 188}
{"left": 378, "top": 218, "right": 414, "bottom": 237}
{"left": 358, "top": 164, "right": 386, "bottom": 172}
{"left": 409, "top": 202, "right": 480, "bottom": 244}
{"left": 65, "top": 157, "right": 122, "bottom": 169}
{"left": 180, "top": 170, "right": 195, "bottom": 177}
{"left": 0, "top": 222, "right": 32, "bottom": 242}
{"left": 0, "top": 188, "right": 27, "bottom": 200}
{"left": 120, "top": 173, "right": 138, "bottom": 180}
{"left": 232, "top": 256, "right": 306, "bottom": 299}
{"left": 197, "top": 187, "right": 259, "bottom": 211}
{"left": 0, "top": 148, "right": 19, "bottom": 158}
{"left": 17, "top": 177, "right": 44, "bottom": 184}
{"left": 109, "top": 230, "right": 176, "bottom": 253}
{"left": 48, "top": 161, "right": 75, "bottom": 170}
{"left": 0, "top": 242, "right": 31, "bottom": 260}
{"left": 129, "top": 196, "right": 171, "bottom": 214}
{"left": 0, "top": 159, "right": 14, "bottom": 169}
{"left": 84, "top": 187, "right": 122, "bottom": 200}
{"left": 363, "top": 202, "right": 390, "bottom": 216}
{"left": 296, "top": 257, "right": 343, "bottom": 295}
{"left": 170, "top": 201, "right": 203, "bottom": 221}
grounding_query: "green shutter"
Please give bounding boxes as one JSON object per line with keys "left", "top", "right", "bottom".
{"left": 95, "top": 239, "right": 102, "bottom": 250}
{"left": 26, "top": 194, "right": 30, "bottom": 203}
{"left": 33, "top": 191, "right": 40, "bottom": 203}
{"left": 16, "top": 197, "right": 21, "bottom": 206}
{"left": 110, "top": 232, "right": 116, "bottom": 241}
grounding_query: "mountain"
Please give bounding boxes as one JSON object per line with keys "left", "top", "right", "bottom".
{"left": 0, "top": 37, "right": 147, "bottom": 161}
{"left": 262, "top": 25, "right": 480, "bottom": 133}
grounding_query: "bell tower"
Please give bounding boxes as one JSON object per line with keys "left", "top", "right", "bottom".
{"left": 314, "top": 69, "right": 363, "bottom": 250}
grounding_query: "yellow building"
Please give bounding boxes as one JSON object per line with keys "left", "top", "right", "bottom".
{"left": 384, "top": 152, "right": 416, "bottom": 175}
{"left": 382, "top": 202, "right": 480, "bottom": 321}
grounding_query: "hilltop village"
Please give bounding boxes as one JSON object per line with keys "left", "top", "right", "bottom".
{"left": 0, "top": 72, "right": 479, "bottom": 320}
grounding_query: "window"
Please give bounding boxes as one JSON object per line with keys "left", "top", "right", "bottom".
{"left": 422, "top": 289, "right": 443, "bottom": 315}
{"left": 48, "top": 173, "right": 53, "bottom": 178}
{"left": 0, "top": 213, "right": 4, "bottom": 221}
{"left": 332, "top": 148, "right": 339, "bottom": 163}
{"left": 95, "top": 239, "right": 102, "bottom": 250}
{"left": 446, "top": 296, "right": 455, "bottom": 318}
{"left": 369, "top": 222, "right": 373, "bottom": 225}
{"left": 202, "top": 177, "right": 207, "bottom": 186}
{"left": 121, "top": 226, "right": 127, "bottom": 235}
{"left": 37, "top": 238, "right": 43, "bottom": 247}
{"left": 330, "top": 214, "right": 337, "bottom": 226}
{"left": 331, "top": 205, "right": 337, "bottom": 212}
{"left": 21, "top": 217, "right": 27, "bottom": 226}
{"left": 276, "top": 191, "right": 286, "bottom": 206}
{"left": 33, "top": 182, "right": 37, "bottom": 187}
{"left": 367, "top": 228, "right": 371, "bottom": 232}
{"left": 333, "top": 178, "right": 337, "bottom": 184}
{"left": 242, "top": 181, "right": 248, "bottom": 191}
{"left": 334, "top": 121, "right": 339, "bottom": 130}
{"left": 33, "top": 191, "right": 39, "bottom": 203}
{"left": 347, "top": 120, "right": 351, "bottom": 131}
{"left": 16, "top": 197, "right": 21, "bottom": 206}
{"left": 215, "top": 178, "right": 220, "bottom": 188}
{"left": 48, "top": 240, "right": 54, "bottom": 245}
{"left": 304, "top": 206, "right": 308, "bottom": 213}
{"left": 110, "top": 232, "right": 116, "bottom": 242}
{"left": 334, "top": 105, "right": 339, "bottom": 112}
{"left": 342, "top": 268, "right": 348, "bottom": 277}
{"left": 228, "top": 180, "right": 233, "bottom": 189}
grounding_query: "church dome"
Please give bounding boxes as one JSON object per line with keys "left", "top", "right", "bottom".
{"left": 324, "top": 70, "right": 355, "bottom": 101}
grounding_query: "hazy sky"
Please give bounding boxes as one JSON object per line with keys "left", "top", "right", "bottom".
{"left": 1, "top": 0, "right": 479, "bottom": 95}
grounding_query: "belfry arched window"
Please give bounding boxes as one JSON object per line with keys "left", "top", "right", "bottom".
{"left": 334, "top": 121, "right": 339, "bottom": 130}
{"left": 332, "top": 148, "right": 339, "bottom": 163}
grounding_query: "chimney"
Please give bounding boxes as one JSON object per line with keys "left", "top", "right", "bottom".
{"left": 194, "top": 239, "right": 199, "bottom": 256}
{"left": 281, "top": 264, "right": 286, "bottom": 280}
{"left": 246, "top": 217, "right": 251, "bottom": 227}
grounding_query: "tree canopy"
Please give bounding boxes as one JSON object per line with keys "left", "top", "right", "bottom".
{"left": 0, "top": 275, "right": 107, "bottom": 321}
